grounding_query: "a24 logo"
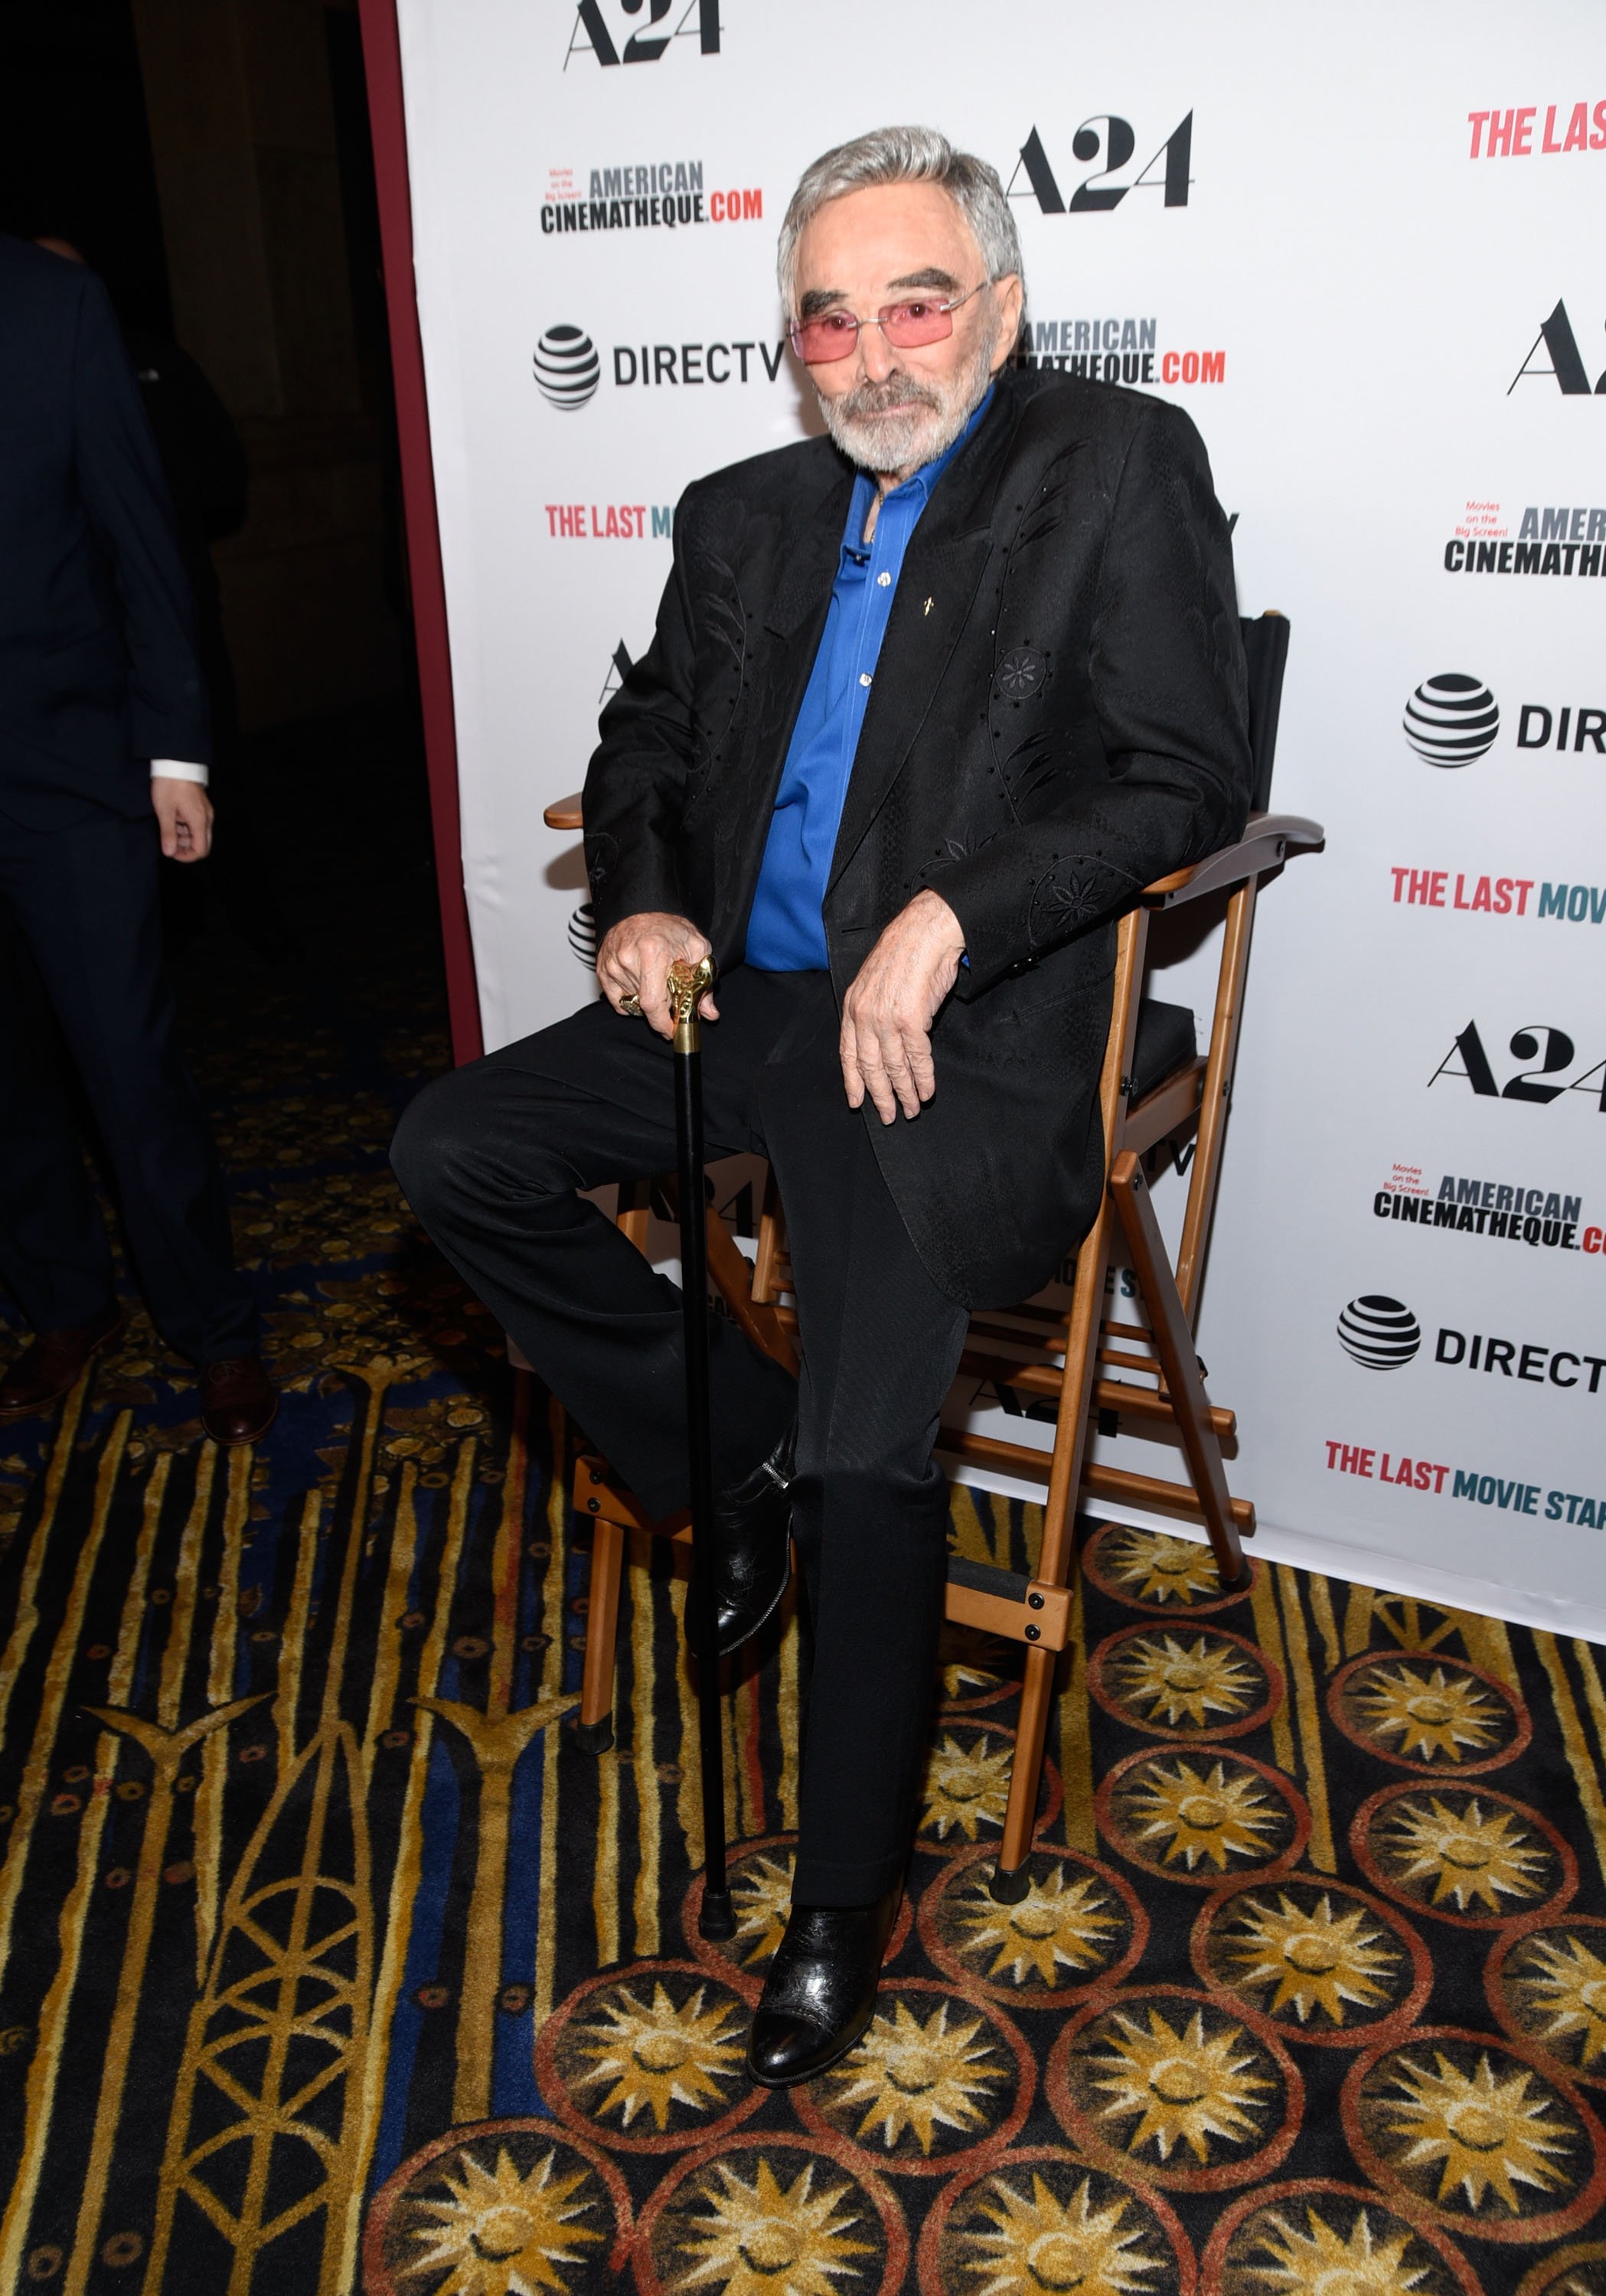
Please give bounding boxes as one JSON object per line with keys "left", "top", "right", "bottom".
{"left": 1431, "top": 1021, "right": 1606, "bottom": 1108}
{"left": 1007, "top": 115, "right": 1193, "bottom": 213}
{"left": 1510, "top": 300, "right": 1606, "bottom": 396}
{"left": 566, "top": 0, "right": 720, "bottom": 68}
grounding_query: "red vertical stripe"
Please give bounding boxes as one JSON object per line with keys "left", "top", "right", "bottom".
{"left": 356, "top": 0, "right": 484, "bottom": 1064}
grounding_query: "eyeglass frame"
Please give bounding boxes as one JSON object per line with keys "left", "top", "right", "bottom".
{"left": 786, "top": 278, "right": 1000, "bottom": 366}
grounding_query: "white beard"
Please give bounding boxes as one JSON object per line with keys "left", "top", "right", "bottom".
{"left": 814, "top": 316, "right": 1000, "bottom": 478}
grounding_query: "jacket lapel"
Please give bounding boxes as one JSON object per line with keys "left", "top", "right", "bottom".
{"left": 825, "top": 526, "right": 994, "bottom": 894}
{"left": 745, "top": 452, "right": 853, "bottom": 799}
{"left": 708, "top": 453, "right": 852, "bottom": 946}
{"left": 824, "top": 390, "right": 1018, "bottom": 893}
{"left": 726, "top": 388, "right": 1018, "bottom": 915}
{"left": 761, "top": 458, "right": 854, "bottom": 638}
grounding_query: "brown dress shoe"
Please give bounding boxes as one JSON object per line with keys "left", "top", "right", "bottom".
{"left": 198, "top": 1355, "right": 277, "bottom": 1446}
{"left": 0, "top": 1303, "right": 123, "bottom": 1420}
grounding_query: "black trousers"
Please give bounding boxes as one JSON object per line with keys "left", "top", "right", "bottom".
{"left": 0, "top": 807, "right": 256, "bottom": 1363}
{"left": 391, "top": 969, "right": 970, "bottom": 1903}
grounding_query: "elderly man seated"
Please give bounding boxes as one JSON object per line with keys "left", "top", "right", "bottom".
{"left": 393, "top": 123, "right": 1250, "bottom": 2086}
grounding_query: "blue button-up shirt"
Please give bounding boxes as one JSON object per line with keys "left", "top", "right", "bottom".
{"left": 743, "top": 390, "right": 994, "bottom": 970}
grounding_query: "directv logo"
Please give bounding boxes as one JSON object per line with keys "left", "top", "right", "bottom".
{"left": 1337, "top": 1296, "right": 1422, "bottom": 1370}
{"left": 1404, "top": 673, "right": 1500, "bottom": 765}
{"left": 534, "top": 325, "right": 600, "bottom": 410}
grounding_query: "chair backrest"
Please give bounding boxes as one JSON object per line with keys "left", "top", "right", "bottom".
{"left": 1240, "top": 612, "right": 1290, "bottom": 811}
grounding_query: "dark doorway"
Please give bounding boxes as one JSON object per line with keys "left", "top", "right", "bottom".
{"left": 0, "top": 0, "right": 172, "bottom": 330}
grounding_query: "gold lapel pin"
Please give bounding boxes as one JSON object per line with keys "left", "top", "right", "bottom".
{"left": 922, "top": 597, "right": 934, "bottom": 616}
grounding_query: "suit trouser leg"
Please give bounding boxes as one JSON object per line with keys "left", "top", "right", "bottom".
{"left": 0, "top": 811, "right": 256, "bottom": 1362}
{"left": 757, "top": 985, "right": 970, "bottom": 1907}
{"left": 390, "top": 970, "right": 805, "bottom": 1518}
{"left": 0, "top": 890, "right": 116, "bottom": 1329}
{"left": 392, "top": 968, "right": 968, "bottom": 1901}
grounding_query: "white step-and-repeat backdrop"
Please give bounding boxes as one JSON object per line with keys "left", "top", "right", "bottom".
{"left": 391, "top": 0, "right": 1605, "bottom": 1637}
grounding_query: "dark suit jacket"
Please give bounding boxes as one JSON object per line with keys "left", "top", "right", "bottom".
{"left": 0, "top": 237, "right": 210, "bottom": 828}
{"left": 126, "top": 323, "right": 249, "bottom": 743}
{"left": 584, "top": 367, "right": 1251, "bottom": 1306}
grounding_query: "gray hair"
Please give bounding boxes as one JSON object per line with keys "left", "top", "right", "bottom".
{"left": 777, "top": 126, "right": 1023, "bottom": 315}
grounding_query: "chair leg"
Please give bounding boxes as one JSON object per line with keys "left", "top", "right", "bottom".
{"left": 701, "top": 1187, "right": 799, "bottom": 1374}
{"left": 1109, "top": 1150, "right": 1250, "bottom": 1591}
{"left": 1173, "top": 879, "right": 1257, "bottom": 1322}
{"left": 615, "top": 1175, "right": 652, "bottom": 1254}
{"left": 573, "top": 1513, "right": 625, "bottom": 1752}
{"left": 986, "top": 914, "right": 1144, "bottom": 1903}
{"left": 991, "top": 1641, "right": 1057, "bottom": 1900}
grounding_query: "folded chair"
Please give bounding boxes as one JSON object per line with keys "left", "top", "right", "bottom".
{"left": 542, "top": 613, "right": 1322, "bottom": 1899}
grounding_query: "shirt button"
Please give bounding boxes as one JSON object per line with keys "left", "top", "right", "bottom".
{"left": 859, "top": 673, "right": 873, "bottom": 687}
{"left": 876, "top": 571, "right": 891, "bottom": 587}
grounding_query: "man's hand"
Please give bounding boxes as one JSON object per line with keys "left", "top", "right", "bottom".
{"left": 597, "top": 912, "right": 719, "bottom": 1040}
{"left": 841, "top": 889, "right": 966, "bottom": 1123}
{"left": 152, "top": 776, "right": 214, "bottom": 863}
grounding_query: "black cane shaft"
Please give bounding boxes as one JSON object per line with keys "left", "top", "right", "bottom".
{"left": 674, "top": 1035, "right": 733, "bottom": 1930}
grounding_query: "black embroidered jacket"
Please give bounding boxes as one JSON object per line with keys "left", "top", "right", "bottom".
{"left": 583, "top": 367, "right": 1251, "bottom": 1305}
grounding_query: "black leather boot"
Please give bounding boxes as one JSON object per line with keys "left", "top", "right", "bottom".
{"left": 686, "top": 1421, "right": 795, "bottom": 1658}
{"left": 746, "top": 1890, "right": 899, "bottom": 2087}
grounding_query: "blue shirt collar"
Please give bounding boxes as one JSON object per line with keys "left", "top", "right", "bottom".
{"left": 846, "top": 381, "right": 995, "bottom": 546}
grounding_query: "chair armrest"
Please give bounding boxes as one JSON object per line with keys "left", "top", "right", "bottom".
{"left": 543, "top": 794, "right": 1324, "bottom": 908}
{"left": 1141, "top": 811, "right": 1324, "bottom": 908}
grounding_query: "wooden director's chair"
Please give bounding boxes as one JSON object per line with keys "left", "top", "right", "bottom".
{"left": 541, "top": 611, "right": 1321, "bottom": 1902}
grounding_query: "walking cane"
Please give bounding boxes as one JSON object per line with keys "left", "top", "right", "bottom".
{"left": 667, "top": 955, "right": 736, "bottom": 1942}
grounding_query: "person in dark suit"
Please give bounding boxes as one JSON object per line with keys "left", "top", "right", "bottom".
{"left": 0, "top": 235, "right": 275, "bottom": 1443}
{"left": 392, "top": 128, "right": 1249, "bottom": 2080}
{"left": 32, "top": 234, "right": 282, "bottom": 957}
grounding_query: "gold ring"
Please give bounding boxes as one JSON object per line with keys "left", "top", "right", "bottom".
{"left": 619, "top": 991, "right": 642, "bottom": 1017}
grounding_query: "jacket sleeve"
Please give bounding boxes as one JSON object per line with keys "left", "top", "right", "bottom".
{"left": 940, "top": 397, "right": 1251, "bottom": 997}
{"left": 71, "top": 271, "right": 212, "bottom": 766}
{"left": 581, "top": 494, "right": 700, "bottom": 933}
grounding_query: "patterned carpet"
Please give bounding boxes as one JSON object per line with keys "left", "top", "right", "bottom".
{"left": 2, "top": 716, "right": 1605, "bottom": 2293}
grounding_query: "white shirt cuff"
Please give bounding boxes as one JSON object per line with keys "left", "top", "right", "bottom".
{"left": 149, "top": 759, "right": 210, "bottom": 785}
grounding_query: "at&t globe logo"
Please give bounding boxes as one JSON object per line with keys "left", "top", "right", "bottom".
{"left": 534, "top": 325, "right": 600, "bottom": 410}
{"left": 1403, "top": 673, "right": 1500, "bottom": 766}
{"left": 1337, "top": 1296, "right": 1422, "bottom": 1370}
{"left": 568, "top": 902, "right": 598, "bottom": 967}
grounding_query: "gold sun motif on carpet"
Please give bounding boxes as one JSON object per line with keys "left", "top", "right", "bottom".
{"left": 1545, "top": 2265, "right": 1606, "bottom": 2296}
{"left": 1353, "top": 1664, "right": 1506, "bottom": 1763}
{"left": 1376, "top": 2049, "right": 1575, "bottom": 2212}
{"left": 938, "top": 1625, "right": 1006, "bottom": 1702}
{"left": 1110, "top": 1632, "right": 1260, "bottom": 1729}
{"left": 570, "top": 1980, "right": 744, "bottom": 2130}
{"left": 669, "top": 2157, "right": 874, "bottom": 2296}
{"left": 942, "top": 1655, "right": 1003, "bottom": 1699}
{"left": 1514, "top": 1932, "right": 1606, "bottom": 2070}
{"left": 1241, "top": 2202, "right": 1425, "bottom": 2294}
{"left": 955, "top": 1867, "right": 1123, "bottom": 1988}
{"left": 1086, "top": 2004, "right": 1274, "bottom": 2163}
{"left": 730, "top": 1853, "right": 795, "bottom": 1968}
{"left": 922, "top": 1734, "right": 1014, "bottom": 1839}
{"left": 1099, "top": 1528, "right": 1226, "bottom": 1606}
{"left": 825, "top": 1997, "right": 1004, "bottom": 2154}
{"left": 961, "top": 2170, "right": 1166, "bottom": 2296}
{"left": 407, "top": 2147, "right": 603, "bottom": 2295}
{"left": 1219, "top": 1890, "right": 1401, "bottom": 2025}
{"left": 1377, "top": 1795, "right": 1551, "bottom": 1914}
{"left": 1125, "top": 1759, "right": 1286, "bottom": 1870}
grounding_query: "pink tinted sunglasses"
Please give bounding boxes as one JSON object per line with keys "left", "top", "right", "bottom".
{"left": 789, "top": 281, "right": 991, "bottom": 365}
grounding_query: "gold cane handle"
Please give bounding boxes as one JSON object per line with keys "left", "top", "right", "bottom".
{"left": 667, "top": 956, "right": 716, "bottom": 1054}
